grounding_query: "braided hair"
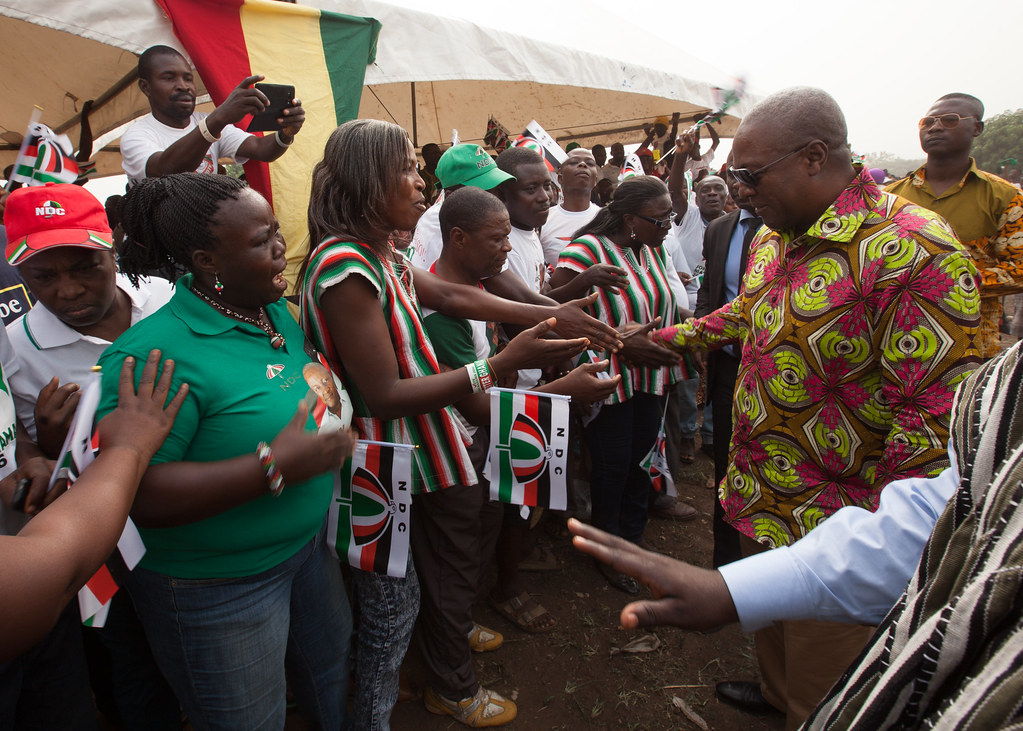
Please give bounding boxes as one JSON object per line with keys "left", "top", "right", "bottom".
{"left": 119, "top": 173, "right": 247, "bottom": 286}
{"left": 573, "top": 175, "right": 668, "bottom": 240}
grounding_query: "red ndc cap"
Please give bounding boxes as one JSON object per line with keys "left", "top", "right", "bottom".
{"left": 4, "top": 183, "right": 113, "bottom": 266}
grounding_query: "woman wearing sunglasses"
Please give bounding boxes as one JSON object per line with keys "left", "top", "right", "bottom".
{"left": 549, "top": 175, "right": 694, "bottom": 594}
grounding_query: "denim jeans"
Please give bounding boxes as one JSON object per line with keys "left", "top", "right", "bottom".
{"left": 678, "top": 376, "right": 700, "bottom": 438}
{"left": 127, "top": 526, "right": 352, "bottom": 731}
{"left": 350, "top": 554, "right": 419, "bottom": 731}
{"left": 584, "top": 392, "right": 662, "bottom": 542}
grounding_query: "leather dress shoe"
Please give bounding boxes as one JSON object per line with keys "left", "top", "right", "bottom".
{"left": 715, "top": 681, "right": 781, "bottom": 714}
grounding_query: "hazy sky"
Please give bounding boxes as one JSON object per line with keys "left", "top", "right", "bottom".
{"left": 382, "top": 0, "right": 1022, "bottom": 159}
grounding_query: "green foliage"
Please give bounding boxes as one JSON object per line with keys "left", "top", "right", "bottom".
{"left": 974, "top": 109, "right": 1023, "bottom": 175}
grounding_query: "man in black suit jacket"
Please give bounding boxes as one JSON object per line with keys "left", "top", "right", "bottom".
{"left": 694, "top": 168, "right": 761, "bottom": 568}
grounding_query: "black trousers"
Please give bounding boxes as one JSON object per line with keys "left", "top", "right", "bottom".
{"left": 410, "top": 431, "right": 502, "bottom": 699}
{"left": 710, "top": 351, "right": 744, "bottom": 568}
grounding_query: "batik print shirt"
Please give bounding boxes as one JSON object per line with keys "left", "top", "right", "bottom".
{"left": 653, "top": 169, "right": 981, "bottom": 546}
{"left": 887, "top": 159, "right": 1023, "bottom": 358}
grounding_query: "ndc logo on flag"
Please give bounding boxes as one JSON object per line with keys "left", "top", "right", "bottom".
{"left": 350, "top": 466, "right": 399, "bottom": 546}
{"left": 501, "top": 413, "right": 555, "bottom": 484}
{"left": 35, "top": 201, "right": 66, "bottom": 218}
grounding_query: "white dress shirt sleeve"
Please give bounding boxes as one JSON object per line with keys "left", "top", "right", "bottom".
{"left": 719, "top": 445, "right": 960, "bottom": 631}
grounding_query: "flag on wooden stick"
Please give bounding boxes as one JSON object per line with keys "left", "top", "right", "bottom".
{"left": 10, "top": 120, "right": 80, "bottom": 187}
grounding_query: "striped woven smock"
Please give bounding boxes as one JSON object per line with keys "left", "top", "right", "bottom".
{"left": 300, "top": 237, "right": 475, "bottom": 494}
{"left": 556, "top": 233, "right": 683, "bottom": 404}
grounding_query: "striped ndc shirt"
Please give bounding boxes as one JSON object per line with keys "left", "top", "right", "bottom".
{"left": 556, "top": 233, "right": 683, "bottom": 404}
{"left": 300, "top": 238, "right": 476, "bottom": 494}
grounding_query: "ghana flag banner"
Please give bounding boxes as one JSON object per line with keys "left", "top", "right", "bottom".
{"left": 10, "top": 121, "right": 80, "bottom": 187}
{"left": 486, "top": 388, "right": 570, "bottom": 509}
{"left": 47, "top": 370, "right": 146, "bottom": 627}
{"left": 155, "top": 0, "right": 381, "bottom": 291}
{"left": 329, "top": 440, "right": 413, "bottom": 578}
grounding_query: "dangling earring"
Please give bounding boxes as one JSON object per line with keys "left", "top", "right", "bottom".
{"left": 214, "top": 273, "right": 224, "bottom": 294}
{"left": 629, "top": 229, "right": 636, "bottom": 240}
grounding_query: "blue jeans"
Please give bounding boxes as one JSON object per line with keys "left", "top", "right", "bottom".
{"left": 584, "top": 392, "right": 661, "bottom": 542}
{"left": 127, "top": 526, "right": 352, "bottom": 731}
{"left": 350, "top": 555, "right": 419, "bottom": 731}
{"left": 678, "top": 376, "right": 700, "bottom": 438}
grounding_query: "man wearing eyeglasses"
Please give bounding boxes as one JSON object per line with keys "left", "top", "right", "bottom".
{"left": 650, "top": 86, "right": 981, "bottom": 729}
{"left": 887, "top": 93, "right": 1023, "bottom": 359}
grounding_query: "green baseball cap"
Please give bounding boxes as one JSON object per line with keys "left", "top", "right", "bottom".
{"left": 436, "top": 144, "right": 515, "bottom": 190}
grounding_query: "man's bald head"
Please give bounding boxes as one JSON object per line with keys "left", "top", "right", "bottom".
{"left": 731, "top": 87, "right": 856, "bottom": 234}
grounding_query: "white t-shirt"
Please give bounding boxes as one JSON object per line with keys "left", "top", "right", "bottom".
{"left": 121, "top": 112, "right": 251, "bottom": 184}
{"left": 660, "top": 238, "right": 693, "bottom": 312}
{"left": 667, "top": 206, "right": 708, "bottom": 302}
{"left": 506, "top": 226, "right": 545, "bottom": 389}
{"left": 7, "top": 275, "right": 174, "bottom": 439}
{"left": 539, "top": 203, "right": 602, "bottom": 266}
{"left": 0, "top": 327, "right": 23, "bottom": 536}
{"left": 408, "top": 200, "right": 443, "bottom": 270}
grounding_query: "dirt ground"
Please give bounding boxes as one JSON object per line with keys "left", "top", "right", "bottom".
{"left": 383, "top": 448, "right": 784, "bottom": 731}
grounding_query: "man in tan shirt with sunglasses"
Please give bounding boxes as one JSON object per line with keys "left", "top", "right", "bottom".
{"left": 887, "top": 93, "right": 1023, "bottom": 358}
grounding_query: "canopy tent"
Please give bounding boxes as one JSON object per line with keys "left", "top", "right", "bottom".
{"left": 0, "top": 0, "right": 750, "bottom": 177}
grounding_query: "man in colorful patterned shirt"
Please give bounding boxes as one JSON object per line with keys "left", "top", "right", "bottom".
{"left": 886, "top": 93, "right": 1023, "bottom": 359}
{"left": 652, "top": 87, "right": 981, "bottom": 729}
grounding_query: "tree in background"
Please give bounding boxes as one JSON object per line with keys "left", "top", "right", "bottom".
{"left": 974, "top": 109, "right": 1023, "bottom": 178}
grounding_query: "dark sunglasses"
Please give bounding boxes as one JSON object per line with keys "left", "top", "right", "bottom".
{"left": 918, "top": 113, "right": 977, "bottom": 130}
{"left": 634, "top": 213, "right": 673, "bottom": 229}
{"left": 728, "top": 141, "right": 813, "bottom": 188}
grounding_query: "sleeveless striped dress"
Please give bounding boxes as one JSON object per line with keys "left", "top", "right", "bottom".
{"left": 300, "top": 237, "right": 475, "bottom": 493}
{"left": 556, "top": 233, "right": 683, "bottom": 404}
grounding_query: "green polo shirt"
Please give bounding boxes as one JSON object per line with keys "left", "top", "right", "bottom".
{"left": 97, "top": 275, "right": 332, "bottom": 578}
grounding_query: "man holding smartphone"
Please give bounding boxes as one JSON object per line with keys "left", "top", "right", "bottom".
{"left": 121, "top": 45, "right": 305, "bottom": 185}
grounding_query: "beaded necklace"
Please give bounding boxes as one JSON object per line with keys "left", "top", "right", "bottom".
{"left": 192, "top": 287, "right": 286, "bottom": 349}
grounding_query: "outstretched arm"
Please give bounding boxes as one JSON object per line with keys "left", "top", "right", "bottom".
{"left": 0, "top": 351, "right": 187, "bottom": 661}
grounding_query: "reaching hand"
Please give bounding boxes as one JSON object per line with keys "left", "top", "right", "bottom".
{"left": 547, "top": 360, "right": 621, "bottom": 404}
{"left": 490, "top": 318, "right": 589, "bottom": 378}
{"left": 208, "top": 75, "right": 269, "bottom": 130}
{"left": 568, "top": 518, "right": 738, "bottom": 631}
{"left": 99, "top": 350, "right": 189, "bottom": 461}
{"left": 578, "top": 264, "right": 629, "bottom": 295}
{"left": 0, "top": 457, "right": 57, "bottom": 516}
{"left": 549, "top": 293, "right": 622, "bottom": 352}
{"left": 618, "top": 319, "right": 681, "bottom": 369}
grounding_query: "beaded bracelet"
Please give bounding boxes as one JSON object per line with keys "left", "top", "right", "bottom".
{"left": 256, "top": 441, "right": 285, "bottom": 497}
{"left": 197, "top": 116, "right": 220, "bottom": 143}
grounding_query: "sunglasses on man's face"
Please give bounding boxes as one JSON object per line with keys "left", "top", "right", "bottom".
{"left": 918, "top": 113, "right": 977, "bottom": 130}
{"left": 727, "top": 141, "right": 813, "bottom": 189}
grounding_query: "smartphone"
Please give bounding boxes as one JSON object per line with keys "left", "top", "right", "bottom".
{"left": 246, "top": 83, "right": 295, "bottom": 132}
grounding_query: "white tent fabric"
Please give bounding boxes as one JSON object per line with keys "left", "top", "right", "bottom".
{"left": 0, "top": 0, "right": 751, "bottom": 176}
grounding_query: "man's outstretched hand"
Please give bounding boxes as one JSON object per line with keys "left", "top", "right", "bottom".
{"left": 568, "top": 518, "right": 739, "bottom": 631}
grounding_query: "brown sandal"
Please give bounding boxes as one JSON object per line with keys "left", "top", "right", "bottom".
{"left": 489, "top": 591, "right": 557, "bottom": 634}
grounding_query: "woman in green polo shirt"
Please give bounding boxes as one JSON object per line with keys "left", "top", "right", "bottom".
{"left": 95, "top": 173, "right": 358, "bottom": 731}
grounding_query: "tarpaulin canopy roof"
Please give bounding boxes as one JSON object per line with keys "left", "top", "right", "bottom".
{"left": 0, "top": 0, "right": 751, "bottom": 176}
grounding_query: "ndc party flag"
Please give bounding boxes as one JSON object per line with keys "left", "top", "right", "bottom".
{"left": 10, "top": 120, "right": 80, "bottom": 187}
{"left": 329, "top": 441, "right": 413, "bottom": 578}
{"left": 47, "top": 370, "right": 146, "bottom": 628}
{"left": 155, "top": 0, "right": 382, "bottom": 292}
{"left": 512, "top": 120, "right": 567, "bottom": 172}
{"left": 619, "top": 153, "right": 644, "bottom": 181}
{"left": 487, "top": 388, "right": 570, "bottom": 509}
{"left": 639, "top": 404, "right": 677, "bottom": 497}
{"left": 484, "top": 116, "right": 512, "bottom": 152}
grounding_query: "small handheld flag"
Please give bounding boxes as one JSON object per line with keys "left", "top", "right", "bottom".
{"left": 49, "top": 369, "right": 146, "bottom": 627}
{"left": 639, "top": 402, "right": 677, "bottom": 498}
{"left": 486, "top": 388, "right": 570, "bottom": 509}
{"left": 329, "top": 440, "right": 414, "bottom": 578}
{"left": 484, "top": 116, "right": 512, "bottom": 152}
{"left": 619, "top": 153, "right": 644, "bottom": 182}
{"left": 10, "top": 117, "right": 81, "bottom": 188}
{"left": 512, "top": 120, "right": 568, "bottom": 172}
